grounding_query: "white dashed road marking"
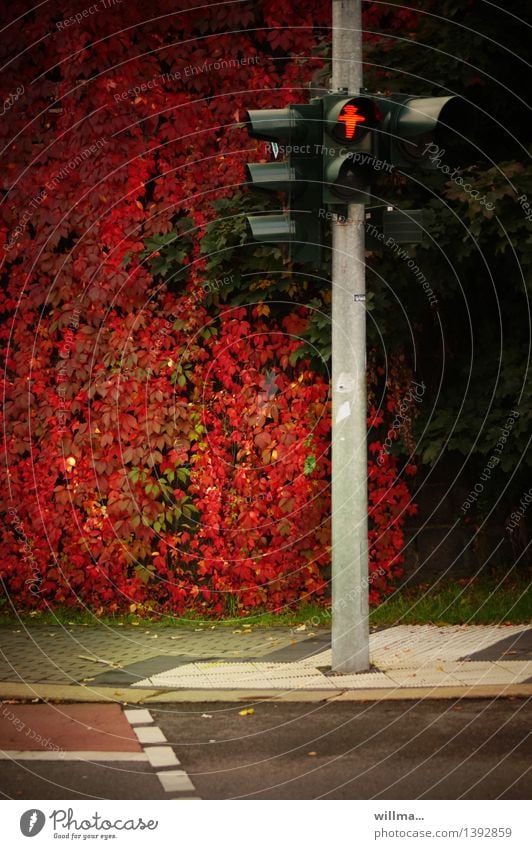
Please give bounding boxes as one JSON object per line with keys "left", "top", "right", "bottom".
{"left": 123, "top": 708, "right": 153, "bottom": 724}
{"left": 144, "top": 745, "right": 181, "bottom": 768}
{"left": 125, "top": 708, "right": 200, "bottom": 798}
{"left": 133, "top": 725, "right": 167, "bottom": 744}
{"left": 157, "top": 770, "right": 196, "bottom": 793}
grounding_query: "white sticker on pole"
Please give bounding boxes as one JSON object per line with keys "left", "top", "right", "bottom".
{"left": 336, "top": 401, "right": 351, "bottom": 423}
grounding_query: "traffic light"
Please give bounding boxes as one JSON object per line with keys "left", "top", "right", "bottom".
{"left": 321, "top": 93, "right": 383, "bottom": 204}
{"left": 243, "top": 92, "right": 466, "bottom": 258}
{"left": 245, "top": 102, "right": 323, "bottom": 265}
{"left": 320, "top": 92, "right": 466, "bottom": 204}
{"left": 376, "top": 94, "right": 466, "bottom": 169}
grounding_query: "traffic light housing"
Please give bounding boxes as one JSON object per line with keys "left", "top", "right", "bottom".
{"left": 243, "top": 92, "right": 466, "bottom": 259}
{"left": 321, "top": 94, "right": 383, "bottom": 204}
{"left": 376, "top": 94, "right": 466, "bottom": 169}
{"left": 245, "top": 102, "right": 323, "bottom": 265}
{"left": 320, "top": 92, "right": 465, "bottom": 205}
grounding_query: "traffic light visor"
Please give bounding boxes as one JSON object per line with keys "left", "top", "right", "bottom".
{"left": 393, "top": 95, "right": 469, "bottom": 163}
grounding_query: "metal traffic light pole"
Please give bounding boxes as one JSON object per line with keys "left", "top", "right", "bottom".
{"left": 330, "top": 0, "right": 370, "bottom": 672}
{"left": 242, "top": 6, "right": 460, "bottom": 674}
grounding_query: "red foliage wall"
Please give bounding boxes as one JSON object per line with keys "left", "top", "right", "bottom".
{"left": 1, "top": 1, "right": 416, "bottom": 616}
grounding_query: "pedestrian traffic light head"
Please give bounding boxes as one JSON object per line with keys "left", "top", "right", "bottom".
{"left": 327, "top": 96, "right": 382, "bottom": 145}
{"left": 321, "top": 95, "right": 383, "bottom": 203}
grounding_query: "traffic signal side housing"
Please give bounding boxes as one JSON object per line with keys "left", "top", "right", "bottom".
{"left": 245, "top": 102, "right": 324, "bottom": 265}
{"left": 377, "top": 94, "right": 465, "bottom": 168}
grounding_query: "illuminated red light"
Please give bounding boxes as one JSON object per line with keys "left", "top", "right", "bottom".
{"left": 338, "top": 104, "right": 366, "bottom": 140}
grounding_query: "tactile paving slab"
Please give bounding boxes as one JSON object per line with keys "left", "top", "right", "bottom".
{"left": 129, "top": 626, "right": 532, "bottom": 691}
{"left": 369, "top": 625, "right": 530, "bottom": 669}
{"left": 132, "top": 661, "right": 342, "bottom": 690}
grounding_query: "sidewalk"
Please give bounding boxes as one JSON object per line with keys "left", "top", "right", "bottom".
{"left": 1, "top": 622, "right": 531, "bottom": 702}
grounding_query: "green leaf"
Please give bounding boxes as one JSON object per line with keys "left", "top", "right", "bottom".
{"left": 304, "top": 454, "right": 316, "bottom": 476}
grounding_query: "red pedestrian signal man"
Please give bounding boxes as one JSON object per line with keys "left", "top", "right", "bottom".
{"left": 338, "top": 104, "right": 366, "bottom": 140}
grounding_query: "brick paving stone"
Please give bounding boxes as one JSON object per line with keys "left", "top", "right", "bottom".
{"left": 0, "top": 625, "right": 315, "bottom": 684}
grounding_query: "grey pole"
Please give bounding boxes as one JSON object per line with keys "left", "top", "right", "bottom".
{"left": 331, "top": 0, "right": 370, "bottom": 672}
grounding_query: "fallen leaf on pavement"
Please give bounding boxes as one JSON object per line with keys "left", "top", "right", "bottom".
{"left": 238, "top": 708, "right": 255, "bottom": 716}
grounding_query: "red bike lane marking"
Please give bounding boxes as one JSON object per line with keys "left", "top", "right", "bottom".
{"left": 0, "top": 704, "right": 141, "bottom": 752}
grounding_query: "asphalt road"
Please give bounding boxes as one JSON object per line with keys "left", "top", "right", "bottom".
{"left": 1, "top": 698, "right": 530, "bottom": 800}
{"left": 0, "top": 759, "right": 170, "bottom": 800}
{"left": 150, "top": 698, "right": 531, "bottom": 800}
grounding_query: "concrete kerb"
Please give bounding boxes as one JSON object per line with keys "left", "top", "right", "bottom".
{"left": 1, "top": 682, "right": 531, "bottom": 703}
